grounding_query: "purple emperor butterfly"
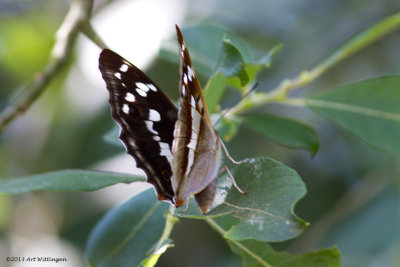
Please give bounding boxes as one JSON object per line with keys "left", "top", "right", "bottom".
{"left": 99, "top": 25, "right": 236, "bottom": 214}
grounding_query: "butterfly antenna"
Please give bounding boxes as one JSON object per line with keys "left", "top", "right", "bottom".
{"left": 213, "top": 81, "right": 260, "bottom": 126}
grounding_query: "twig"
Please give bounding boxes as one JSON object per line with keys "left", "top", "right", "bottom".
{"left": 205, "top": 217, "right": 272, "bottom": 267}
{"left": 0, "top": 0, "right": 94, "bottom": 133}
{"left": 230, "top": 12, "right": 400, "bottom": 115}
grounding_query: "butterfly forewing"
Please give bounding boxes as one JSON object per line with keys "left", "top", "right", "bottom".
{"left": 99, "top": 49, "right": 177, "bottom": 203}
{"left": 172, "top": 26, "right": 222, "bottom": 213}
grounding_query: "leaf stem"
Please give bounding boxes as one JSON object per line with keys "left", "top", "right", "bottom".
{"left": 230, "top": 12, "right": 400, "bottom": 115}
{"left": 153, "top": 205, "right": 178, "bottom": 253}
{"left": 205, "top": 217, "right": 272, "bottom": 267}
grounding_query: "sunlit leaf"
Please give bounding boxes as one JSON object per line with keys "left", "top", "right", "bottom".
{"left": 307, "top": 76, "right": 400, "bottom": 154}
{"left": 0, "top": 170, "right": 145, "bottom": 193}
{"left": 140, "top": 239, "right": 174, "bottom": 267}
{"left": 204, "top": 72, "right": 228, "bottom": 114}
{"left": 242, "top": 113, "right": 319, "bottom": 155}
{"left": 86, "top": 189, "right": 171, "bottom": 267}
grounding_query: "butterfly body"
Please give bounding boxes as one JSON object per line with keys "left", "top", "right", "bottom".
{"left": 99, "top": 25, "right": 221, "bottom": 214}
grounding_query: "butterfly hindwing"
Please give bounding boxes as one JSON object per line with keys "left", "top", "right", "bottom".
{"left": 99, "top": 49, "right": 177, "bottom": 203}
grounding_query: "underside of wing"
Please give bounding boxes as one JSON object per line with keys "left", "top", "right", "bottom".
{"left": 172, "top": 26, "right": 221, "bottom": 211}
{"left": 99, "top": 49, "right": 177, "bottom": 203}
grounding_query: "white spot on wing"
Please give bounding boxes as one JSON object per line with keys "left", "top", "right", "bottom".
{"left": 114, "top": 72, "right": 121, "bottom": 79}
{"left": 181, "top": 86, "right": 187, "bottom": 97}
{"left": 145, "top": 120, "right": 158, "bottom": 135}
{"left": 136, "top": 88, "right": 147, "bottom": 97}
{"left": 149, "top": 109, "right": 161, "bottom": 121}
{"left": 159, "top": 142, "right": 173, "bottom": 164}
{"left": 190, "top": 95, "right": 196, "bottom": 108}
{"left": 122, "top": 104, "right": 129, "bottom": 114}
{"left": 184, "top": 93, "right": 201, "bottom": 176}
{"left": 136, "top": 82, "right": 150, "bottom": 92}
{"left": 183, "top": 74, "right": 188, "bottom": 84}
{"left": 153, "top": 135, "right": 161, "bottom": 141}
{"left": 125, "top": 93, "right": 135, "bottom": 102}
{"left": 119, "top": 64, "right": 129, "bottom": 72}
{"left": 198, "top": 99, "right": 204, "bottom": 114}
{"left": 187, "top": 66, "right": 194, "bottom": 81}
{"left": 147, "top": 84, "right": 157, "bottom": 91}
{"left": 186, "top": 149, "right": 194, "bottom": 176}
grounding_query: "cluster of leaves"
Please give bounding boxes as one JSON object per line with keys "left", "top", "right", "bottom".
{"left": 1, "top": 12, "right": 400, "bottom": 266}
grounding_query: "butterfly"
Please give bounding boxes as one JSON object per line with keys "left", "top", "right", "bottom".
{"left": 99, "top": 25, "right": 242, "bottom": 214}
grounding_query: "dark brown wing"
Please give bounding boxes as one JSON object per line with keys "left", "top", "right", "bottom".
{"left": 99, "top": 49, "right": 177, "bottom": 203}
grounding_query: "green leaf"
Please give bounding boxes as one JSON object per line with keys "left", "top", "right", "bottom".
{"left": 204, "top": 44, "right": 281, "bottom": 113}
{"left": 204, "top": 216, "right": 340, "bottom": 266}
{"left": 177, "top": 158, "right": 308, "bottom": 242}
{"left": 140, "top": 239, "right": 174, "bottom": 267}
{"left": 204, "top": 72, "right": 228, "bottom": 114}
{"left": 306, "top": 76, "right": 400, "bottom": 154}
{"left": 160, "top": 23, "right": 253, "bottom": 77}
{"left": 86, "top": 189, "right": 171, "bottom": 267}
{"left": 0, "top": 170, "right": 145, "bottom": 193}
{"left": 242, "top": 113, "right": 319, "bottom": 155}
{"left": 103, "top": 125, "right": 124, "bottom": 148}
{"left": 228, "top": 239, "right": 341, "bottom": 267}
{"left": 216, "top": 39, "right": 249, "bottom": 86}
{"left": 214, "top": 115, "right": 241, "bottom": 141}
{"left": 242, "top": 44, "right": 283, "bottom": 88}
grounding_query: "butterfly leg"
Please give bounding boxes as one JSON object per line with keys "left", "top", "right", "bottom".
{"left": 177, "top": 197, "right": 191, "bottom": 213}
{"left": 219, "top": 137, "right": 243, "bottom": 165}
{"left": 219, "top": 165, "right": 246, "bottom": 194}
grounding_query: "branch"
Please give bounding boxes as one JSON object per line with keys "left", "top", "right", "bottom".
{"left": 230, "top": 12, "right": 400, "bottom": 115}
{"left": 0, "top": 0, "right": 94, "bottom": 133}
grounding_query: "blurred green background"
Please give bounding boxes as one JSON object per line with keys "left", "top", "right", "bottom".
{"left": 1, "top": 0, "right": 400, "bottom": 266}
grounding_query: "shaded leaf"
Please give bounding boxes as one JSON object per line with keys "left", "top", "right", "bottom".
{"left": 177, "top": 158, "right": 308, "bottom": 242}
{"left": 228, "top": 239, "right": 341, "bottom": 267}
{"left": 103, "top": 125, "right": 124, "bottom": 148}
{"left": 307, "top": 76, "right": 400, "bottom": 154}
{"left": 242, "top": 113, "right": 319, "bottom": 155}
{"left": 217, "top": 39, "right": 249, "bottom": 86}
{"left": 0, "top": 169, "right": 145, "bottom": 193}
{"left": 214, "top": 115, "right": 241, "bottom": 141}
{"left": 160, "top": 23, "right": 253, "bottom": 77}
{"left": 86, "top": 189, "right": 171, "bottom": 267}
